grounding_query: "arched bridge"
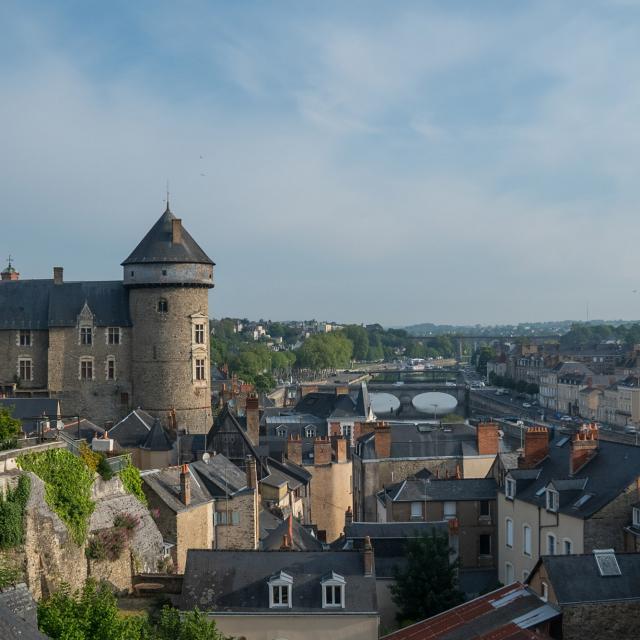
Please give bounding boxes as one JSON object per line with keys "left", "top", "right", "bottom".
{"left": 368, "top": 382, "right": 470, "bottom": 419}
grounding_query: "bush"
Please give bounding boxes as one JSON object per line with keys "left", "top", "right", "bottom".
{"left": 0, "top": 406, "right": 22, "bottom": 450}
{"left": 96, "top": 455, "right": 114, "bottom": 481}
{"left": 0, "top": 475, "right": 30, "bottom": 549}
{"left": 113, "top": 512, "right": 139, "bottom": 536}
{"left": 79, "top": 442, "right": 101, "bottom": 474}
{"left": 86, "top": 528, "right": 127, "bottom": 562}
{"left": 18, "top": 449, "right": 95, "bottom": 545}
{"left": 0, "top": 554, "right": 21, "bottom": 588}
{"left": 119, "top": 461, "right": 147, "bottom": 505}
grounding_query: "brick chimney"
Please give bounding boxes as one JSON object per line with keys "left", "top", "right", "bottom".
{"left": 172, "top": 218, "right": 182, "bottom": 244}
{"left": 179, "top": 464, "right": 191, "bottom": 506}
{"left": 477, "top": 422, "right": 500, "bottom": 455}
{"left": 345, "top": 506, "right": 353, "bottom": 527}
{"left": 53, "top": 266, "right": 63, "bottom": 285}
{"left": 519, "top": 427, "right": 549, "bottom": 469}
{"left": 245, "top": 394, "right": 260, "bottom": 447}
{"left": 333, "top": 436, "right": 348, "bottom": 463}
{"left": 570, "top": 424, "right": 599, "bottom": 475}
{"left": 286, "top": 434, "right": 303, "bottom": 466}
{"left": 374, "top": 421, "right": 391, "bottom": 459}
{"left": 246, "top": 455, "right": 257, "bottom": 490}
{"left": 313, "top": 437, "right": 332, "bottom": 466}
{"left": 363, "top": 535, "right": 374, "bottom": 577}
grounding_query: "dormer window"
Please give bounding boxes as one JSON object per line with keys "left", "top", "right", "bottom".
{"left": 305, "top": 425, "right": 316, "bottom": 438}
{"left": 80, "top": 326, "right": 93, "bottom": 345}
{"left": 633, "top": 506, "right": 640, "bottom": 528}
{"left": 276, "top": 425, "right": 287, "bottom": 438}
{"left": 546, "top": 489, "right": 559, "bottom": 512}
{"left": 505, "top": 478, "right": 516, "bottom": 500}
{"left": 321, "top": 571, "right": 345, "bottom": 609}
{"left": 268, "top": 571, "right": 293, "bottom": 608}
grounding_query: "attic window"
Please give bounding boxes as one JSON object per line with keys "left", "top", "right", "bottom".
{"left": 305, "top": 425, "right": 316, "bottom": 438}
{"left": 276, "top": 425, "right": 287, "bottom": 438}
{"left": 505, "top": 478, "right": 515, "bottom": 500}
{"left": 546, "top": 489, "right": 559, "bottom": 512}
{"left": 268, "top": 571, "right": 293, "bottom": 608}
{"left": 321, "top": 572, "right": 345, "bottom": 609}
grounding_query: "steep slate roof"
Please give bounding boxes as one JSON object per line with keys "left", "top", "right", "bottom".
{"left": 141, "top": 465, "right": 212, "bottom": 513}
{"left": 179, "top": 549, "right": 377, "bottom": 613}
{"left": 140, "top": 418, "right": 174, "bottom": 451}
{"left": 122, "top": 207, "right": 214, "bottom": 265}
{"left": 533, "top": 552, "right": 640, "bottom": 605}
{"left": 109, "top": 409, "right": 155, "bottom": 448}
{"left": 261, "top": 518, "right": 324, "bottom": 551}
{"left": 381, "top": 583, "right": 558, "bottom": 640}
{"left": 0, "top": 584, "right": 49, "bottom": 640}
{"left": 190, "top": 455, "right": 248, "bottom": 497}
{"left": 62, "top": 418, "right": 105, "bottom": 443}
{"left": 503, "top": 435, "right": 640, "bottom": 519}
{"left": 344, "top": 521, "right": 449, "bottom": 540}
{"left": 0, "top": 398, "right": 61, "bottom": 435}
{"left": 357, "top": 423, "right": 478, "bottom": 460}
{"left": 0, "top": 279, "right": 131, "bottom": 330}
{"left": 383, "top": 478, "right": 497, "bottom": 503}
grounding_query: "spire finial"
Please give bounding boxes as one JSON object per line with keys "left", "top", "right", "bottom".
{"left": 165, "top": 180, "right": 171, "bottom": 212}
{"left": 7, "top": 254, "right": 12, "bottom": 269}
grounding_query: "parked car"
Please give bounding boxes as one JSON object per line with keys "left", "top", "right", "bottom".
{"left": 624, "top": 425, "right": 638, "bottom": 434}
{"left": 560, "top": 415, "right": 573, "bottom": 422}
{"left": 522, "top": 402, "right": 531, "bottom": 408}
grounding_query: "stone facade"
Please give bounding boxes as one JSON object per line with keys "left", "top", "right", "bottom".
{"left": 213, "top": 490, "right": 259, "bottom": 550}
{"left": 561, "top": 602, "right": 640, "bottom": 640}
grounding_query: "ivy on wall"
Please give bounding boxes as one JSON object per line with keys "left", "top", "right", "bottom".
{"left": 118, "top": 461, "right": 147, "bottom": 506}
{"left": 0, "top": 474, "right": 31, "bottom": 549}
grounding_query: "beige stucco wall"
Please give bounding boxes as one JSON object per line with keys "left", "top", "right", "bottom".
{"left": 307, "top": 460, "right": 352, "bottom": 543}
{"left": 208, "top": 613, "right": 378, "bottom": 640}
{"left": 462, "top": 455, "right": 495, "bottom": 479}
{"left": 176, "top": 503, "right": 213, "bottom": 572}
{"left": 498, "top": 493, "right": 583, "bottom": 584}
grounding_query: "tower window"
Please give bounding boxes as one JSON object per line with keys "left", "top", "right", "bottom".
{"left": 106, "top": 357, "right": 116, "bottom": 381}
{"left": 158, "top": 298, "right": 168, "bottom": 313}
{"left": 195, "top": 358, "right": 206, "bottom": 381}
{"left": 107, "top": 327, "right": 120, "bottom": 345}
{"left": 195, "top": 323, "right": 205, "bottom": 344}
{"left": 80, "top": 327, "right": 92, "bottom": 345}
{"left": 19, "top": 330, "right": 31, "bottom": 346}
{"left": 80, "top": 358, "right": 94, "bottom": 381}
{"left": 18, "top": 358, "right": 32, "bottom": 381}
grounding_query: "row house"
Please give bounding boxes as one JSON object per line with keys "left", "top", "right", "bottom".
{"left": 497, "top": 424, "right": 640, "bottom": 586}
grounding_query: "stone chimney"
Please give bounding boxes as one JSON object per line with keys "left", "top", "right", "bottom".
{"left": 53, "top": 266, "right": 63, "bottom": 285}
{"left": 172, "top": 218, "right": 183, "bottom": 244}
{"left": 363, "top": 535, "right": 374, "bottom": 577}
{"left": 519, "top": 427, "right": 549, "bottom": 469}
{"left": 477, "top": 422, "right": 500, "bottom": 455}
{"left": 333, "top": 436, "right": 348, "bottom": 463}
{"left": 374, "top": 421, "right": 391, "bottom": 459}
{"left": 313, "top": 437, "right": 332, "bottom": 466}
{"left": 570, "top": 424, "right": 599, "bottom": 475}
{"left": 286, "top": 434, "right": 303, "bottom": 466}
{"left": 246, "top": 455, "right": 257, "bottom": 490}
{"left": 345, "top": 506, "right": 353, "bottom": 527}
{"left": 180, "top": 464, "right": 191, "bottom": 506}
{"left": 245, "top": 394, "right": 260, "bottom": 447}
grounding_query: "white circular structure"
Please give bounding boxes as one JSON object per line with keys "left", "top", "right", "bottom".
{"left": 370, "top": 392, "right": 401, "bottom": 414}
{"left": 412, "top": 391, "right": 458, "bottom": 415}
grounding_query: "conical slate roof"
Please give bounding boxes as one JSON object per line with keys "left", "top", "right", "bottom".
{"left": 122, "top": 206, "right": 214, "bottom": 266}
{"left": 141, "top": 418, "right": 174, "bottom": 451}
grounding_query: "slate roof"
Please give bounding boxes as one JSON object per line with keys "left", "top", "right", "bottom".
{"left": 190, "top": 455, "right": 248, "bottom": 497}
{"left": 179, "top": 549, "right": 377, "bottom": 613}
{"left": 381, "top": 583, "right": 558, "bottom": 640}
{"left": 0, "top": 279, "right": 131, "bottom": 330}
{"left": 261, "top": 517, "right": 324, "bottom": 551}
{"left": 383, "top": 478, "right": 497, "bottom": 503}
{"left": 503, "top": 434, "right": 640, "bottom": 519}
{"left": 122, "top": 207, "right": 214, "bottom": 265}
{"left": 0, "top": 584, "right": 49, "bottom": 639}
{"left": 140, "top": 418, "right": 174, "bottom": 451}
{"left": 534, "top": 552, "right": 640, "bottom": 605}
{"left": 141, "top": 465, "right": 213, "bottom": 513}
{"left": 62, "top": 418, "right": 105, "bottom": 443}
{"left": 109, "top": 409, "right": 155, "bottom": 448}
{"left": 0, "top": 398, "right": 61, "bottom": 435}
{"left": 356, "top": 423, "right": 478, "bottom": 461}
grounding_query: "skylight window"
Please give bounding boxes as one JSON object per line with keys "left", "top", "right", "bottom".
{"left": 555, "top": 437, "right": 569, "bottom": 447}
{"left": 573, "top": 494, "right": 593, "bottom": 509}
{"left": 594, "top": 549, "right": 621, "bottom": 577}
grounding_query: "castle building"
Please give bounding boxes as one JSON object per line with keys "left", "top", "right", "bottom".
{"left": 0, "top": 204, "right": 215, "bottom": 433}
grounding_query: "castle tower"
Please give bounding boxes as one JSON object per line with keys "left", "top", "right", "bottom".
{"left": 1, "top": 256, "right": 19, "bottom": 281}
{"left": 122, "top": 204, "right": 214, "bottom": 433}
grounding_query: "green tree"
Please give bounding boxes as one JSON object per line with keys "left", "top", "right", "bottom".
{"left": 475, "top": 346, "right": 496, "bottom": 376}
{"left": 344, "top": 325, "right": 369, "bottom": 361}
{"left": 0, "top": 406, "right": 22, "bottom": 450}
{"left": 154, "top": 606, "right": 226, "bottom": 640}
{"left": 390, "top": 532, "right": 464, "bottom": 626}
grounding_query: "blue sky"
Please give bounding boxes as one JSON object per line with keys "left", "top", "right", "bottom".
{"left": 2, "top": 1, "right": 640, "bottom": 325}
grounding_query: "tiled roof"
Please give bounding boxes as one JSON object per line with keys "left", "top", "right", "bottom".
{"left": 381, "top": 583, "right": 557, "bottom": 640}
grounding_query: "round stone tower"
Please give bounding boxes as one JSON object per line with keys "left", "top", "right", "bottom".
{"left": 122, "top": 203, "right": 214, "bottom": 434}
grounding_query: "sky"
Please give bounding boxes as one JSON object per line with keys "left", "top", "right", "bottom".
{"left": 2, "top": 1, "right": 640, "bottom": 326}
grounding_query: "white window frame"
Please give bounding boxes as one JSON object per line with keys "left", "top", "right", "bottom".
{"left": 107, "top": 327, "right": 120, "bottom": 345}
{"left": 80, "top": 326, "right": 93, "bottom": 346}
{"left": 547, "top": 533, "right": 556, "bottom": 555}
{"left": 523, "top": 524, "right": 532, "bottom": 556}
{"left": 410, "top": 502, "right": 422, "bottom": 519}
{"left": 194, "top": 323, "right": 205, "bottom": 345}
{"left": 194, "top": 357, "right": 206, "bottom": 381}
{"left": 505, "top": 478, "right": 516, "bottom": 499}
{"left": 541, "top": 581, "right": 549, "bottom": 602}
{"left": 106, "top": 356, "right": 116, "bottom": 381}
{"left": 505, "top": 518, "right": 513, "bottom": 548}
{"left": 268, "top": 572, "right": 293, "bottom": 609}
{"left": 321, "top": 573, "right": 346, "bottom": 609}
{"left": 305, "top": 425, "right": 317, "bottom": 438}
{"left": 18, "top": 357, "right": 32, "bottom": 381}
{"left": 546, "top": 489, "right": 559, "bottom": 513}
{"left": 633, "top": 507, "right": 640, "bottom": 528}
{"left": 79, "top": 357, "right": 94, "bottom": 381}
{"left": 563, "top": 538, "right": 573, "bottom": 555}
{"left": 276, "top": 425, "right": 287, "bottom": 438}
{"left": 443, "top": 501, "right": 457, "bottom": 521}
